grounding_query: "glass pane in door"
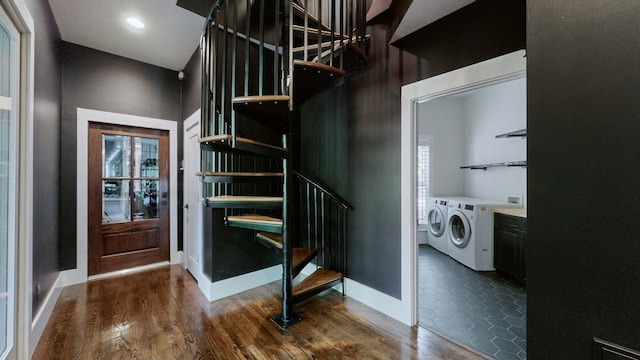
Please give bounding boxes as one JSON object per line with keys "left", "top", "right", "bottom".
{"left": 133, "top": 137, "right": 158, "bottom": 178}
{"left": 133, "top": 180, "right": 158, "bottom": 219}
{"left": 102, "top": 180, "right": 130, "bottom": 223}
{"left": 103, "top": 135, "right": 130, "bottom": 178}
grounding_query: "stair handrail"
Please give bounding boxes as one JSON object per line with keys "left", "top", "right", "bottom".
{"left": 292, "top": 170, "right": 352, "bottom": 210}
{"left": 200, "top": 0, "right": 223, "bottom": 37}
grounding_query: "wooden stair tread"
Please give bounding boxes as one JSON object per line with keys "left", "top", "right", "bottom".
{"left": 292, "top": 60, "right": 346, "bottom": 105}
{"left": 292, "top": 25, "right": 349, "bottom": 42}
{"left": 292, "top": 248, "right": 318, "bottom": 276}
{"left": 232, "top": 95, "right": 289, "bottom": 103}
{"left": 227, "top": 215, "right": 283, "bottom": 226}
{"left": 256, "top": 232, "right": 283, "bottom": 249}
{"left": 292, "top": 40, "right": 346, "bottom": 54}
{"left": 293, "top": 60, "right": 346, "bottom": 76}
{"left": 199, "top": 135, "right": 286, "bottom": 152}
{"left": 206, "top": 195, "right": 283, "bottom": 202}
{"left": 232, "top": 96, "right": 290, "bottom": 133}
{"left": 292, "top": 268, "right": 342, "bottom": 298}
{"left": 226, "top": 215, "right": 283, "bottom": 233}
{"left": 199, "top": 134, "right": 287, "bottom": 158}
{"left": 311, "top": 41, "right": 369, "bottom": 70}
{"left": 197, "top": 171, "right": 284, "bottom": 177}
{"left": 255, "top": 232, "right": 318, "bottom": 277}
{"left": 205, "top": 196, "right": 283, "bottom": 209}
{"left": 197, "top": 171, "right": 284, "bottom": 183}
{"left": 292, "top": 3, "right": 332, "bottom": 32}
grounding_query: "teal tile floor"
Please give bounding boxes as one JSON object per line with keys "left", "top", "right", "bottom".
{"left": 419, "top": 245, "right": 527, "bottom": 360}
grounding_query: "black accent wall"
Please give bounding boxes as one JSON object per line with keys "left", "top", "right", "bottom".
{"left": 24, "top": 0, "right": 62, "bottom": 316}
{"left": 298, "top": 0, "right": 525, "bottom": 298}
{"left": 527, "top": 1, "right": 640, "bottom": 357}
{"left": 182, "top": 48, "right": 202, "bottom": 119}
{"left": 59, "top": 43, "right": 181, "bottom": 269}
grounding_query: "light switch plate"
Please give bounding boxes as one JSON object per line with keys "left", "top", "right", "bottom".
{"left": 508, "top": 196, "right": 521, "bottom": 205}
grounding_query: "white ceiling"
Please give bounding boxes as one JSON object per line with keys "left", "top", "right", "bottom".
{"left": 390, "top": 0, "right": 475, "bottom": 43}
{"left": 49, "top": 0, "right": 474, "bottom": 71}
{"left": 366, "top": 0, "right": 475, "bottom": 44}
{"left": 49, "top": 0, "right": 205, "bottom": 71}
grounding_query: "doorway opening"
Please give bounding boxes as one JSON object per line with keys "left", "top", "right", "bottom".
{"left": 401, "top": 50, "right": 527, "bottom": 358}
{"left": 72, "top": 108, "right": 179, "bottom": 285}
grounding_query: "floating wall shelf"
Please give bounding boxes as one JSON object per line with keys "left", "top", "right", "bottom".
{"left": 460, "top": 161, "right": 527, "bottom": 171}
{"left": 496, "top": 129, "right": 527, "bottom": 138}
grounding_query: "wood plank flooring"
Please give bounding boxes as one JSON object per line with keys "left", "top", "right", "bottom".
{"left": 32, "top": 265, "right": 485, "bottom": 360}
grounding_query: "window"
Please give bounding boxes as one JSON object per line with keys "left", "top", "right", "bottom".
{"left": 0, "top": 8, "right": 19, "bottom": 359}
{"left": 102, "top": 135, "right": 159, "bottom": 223}
{"left": 417, "top": 143, "right": 430, "bottom": 228}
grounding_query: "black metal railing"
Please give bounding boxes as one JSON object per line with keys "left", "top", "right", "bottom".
{"left": 200, "top": 0, "right": 284, "bottom": 141}
{"left": 201, "top": 0, "right": 368, "bottom": 141}
{"left": 199, "top": 0, "right": 364, "bottom": 327}
{"left": 292, "top": 170, "right": 351, "bottom": 277}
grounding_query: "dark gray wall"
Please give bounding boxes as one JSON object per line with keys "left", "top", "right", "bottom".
{"left": 299, "top": 0, "right": 525, "bottom": 298}
{"left": 528, "top": 1, "right": 640, "bottom": 357}
{"left": 182, "top": 47, "right": 201, "bottom": 120}
{"left": 59, "top": 42, "right": 181, "bottom": 269}
{"left": 24, "top": 0, "right": 62, "bottom": 316}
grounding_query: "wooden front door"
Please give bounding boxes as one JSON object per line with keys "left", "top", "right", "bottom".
{"left": 88, "top": 122, "right": 170, "bottom": 275}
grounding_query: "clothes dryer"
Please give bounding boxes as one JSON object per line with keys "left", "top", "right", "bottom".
{"left": 446, "top": 198, "right": 520, "bottom": 271}
{"left": 425, "top": 197, "right": 450, "bottom": 254}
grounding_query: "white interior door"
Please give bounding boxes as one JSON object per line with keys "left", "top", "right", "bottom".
{"left": 183, "top": 112, "right": 202, "bottom": 282}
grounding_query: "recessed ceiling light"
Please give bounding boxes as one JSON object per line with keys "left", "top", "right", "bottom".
{"left": 126, "top": 17, "right": 145, "bottom": 29}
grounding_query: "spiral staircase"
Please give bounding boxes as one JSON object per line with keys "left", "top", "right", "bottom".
{"left": 197, "top": 0, "right": 368, "bottom": 328}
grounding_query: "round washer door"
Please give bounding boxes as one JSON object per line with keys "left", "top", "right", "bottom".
{"left": 427, "top": 207, "right": 445, "bottom": 237}
{"left": 448, "top": 210, "right": 471, "bottom": 248}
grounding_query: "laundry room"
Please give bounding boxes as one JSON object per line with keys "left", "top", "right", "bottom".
{"left": 418, "top": 77, "right": 527, "bottom": 205}
{"left": 415, "top": 65, "right": 527, "bottom": 359}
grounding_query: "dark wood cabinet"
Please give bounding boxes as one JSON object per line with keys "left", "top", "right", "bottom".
{"left": 494, "top": 213, "right": 527, "bottom": 285}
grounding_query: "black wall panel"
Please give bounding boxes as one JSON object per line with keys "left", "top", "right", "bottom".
{"left": 299, "top": 0, "right": 525, "bottom": 298}
{"left": 527, "top": 1, "right": 640, "bottom": 357}
{"left": 59, "top": 43, "right": 180, "bottom": 269}
{"left": 182, "top": 48, "right": 202, "bottom": 120}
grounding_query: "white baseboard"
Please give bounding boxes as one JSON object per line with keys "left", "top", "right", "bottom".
{"left": 202, "top": 265, "right": 282, "bottom": 302}
{"left": 29, "top": 272, "right": 64, "bottom": 356}
{"left": 300, "top": 265, "right": 409, "bottom": 325}
{"left": 343, "top": 278, "right": 411, "bottom": 326}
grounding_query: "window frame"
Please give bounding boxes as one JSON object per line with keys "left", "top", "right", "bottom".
{"left": 416, "top": 136, "right": 432, "bottom": 230}
{"left": 0, "top": 5, "right": 19, "bottom": 360}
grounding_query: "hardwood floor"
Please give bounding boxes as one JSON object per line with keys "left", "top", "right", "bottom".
{"left": 32, "top": 265, "right": 485, "bottom": 359}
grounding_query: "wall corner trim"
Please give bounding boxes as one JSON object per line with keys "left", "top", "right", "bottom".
{"left": 344, "top": 278, "right": 411, "bottom": 325}
{"left": 29, "top": 272, "right": 63, "bottom": 356}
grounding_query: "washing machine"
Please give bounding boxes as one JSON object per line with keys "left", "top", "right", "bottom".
{"left": 425, "top": 197, "right": 450, "bottom": 254}
{"left": 446, "top": 198, "right": 520, "bottom": 271}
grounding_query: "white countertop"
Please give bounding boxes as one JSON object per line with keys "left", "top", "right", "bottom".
{"left": 492, "top": 207, "right": 527, "bottom": 218}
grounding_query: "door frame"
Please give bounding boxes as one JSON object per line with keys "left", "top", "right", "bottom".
{"left": 87, "top": 123, "right": 171, "bottom": 275}
{"left": 400, "top": 50, "right": 526, "bottom": 325}
{"left": 1, "top": 0, "right": 35, "bottom": 358}
{"left": 67, "top": 108, "right": 179, "bottom": 284}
